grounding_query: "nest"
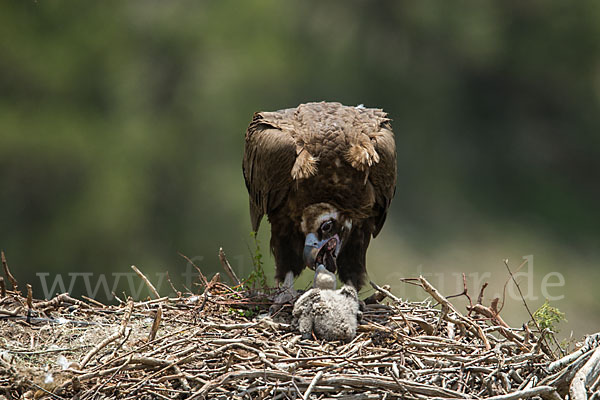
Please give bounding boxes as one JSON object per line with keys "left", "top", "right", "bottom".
{"left": 1, "top": 252, "right": 599, "bottom": 400}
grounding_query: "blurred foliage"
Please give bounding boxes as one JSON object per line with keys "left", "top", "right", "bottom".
{"left": 0, "top": 0, "right": 599, "bottom": 322}
{"left": 245, "top": 232, "right": 267, "bottom": 290}
{"left": 532, "top": 300, "right": 567, "bottom": 333}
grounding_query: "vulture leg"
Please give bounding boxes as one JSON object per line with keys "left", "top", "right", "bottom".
{"left": 337, "top": 226, "right": 370, "bottom": 290}
{"left": 269, "top": 214, "right": 304, "bottom": 314}
{"left": 271, "top": 215, "right": 305, "bottom": 282}
{"left": 269, "top": 270, "right": 298, "bottom": 315}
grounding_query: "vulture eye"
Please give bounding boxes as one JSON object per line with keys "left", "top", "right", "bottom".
{"left": 321, "top": 220, "right": 333, "bottom": 234}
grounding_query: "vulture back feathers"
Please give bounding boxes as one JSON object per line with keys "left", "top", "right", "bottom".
{"left": 243, "top": 102, "right": 396, "bottom": 289}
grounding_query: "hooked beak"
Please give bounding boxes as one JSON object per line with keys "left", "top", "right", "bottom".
{"left": 303, "top": 233, "right": 341, "bottom": 270}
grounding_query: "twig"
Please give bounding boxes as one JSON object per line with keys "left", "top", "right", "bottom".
{"left": 468, "top": 303, "right": 527, "bottom": 345}
{"left": 188, "top": 369, "right": 470, "bottom": 399}
{"left": 6, "top": 346, "right": 90, "bottom": 355}
{"left": 1, "top": 251, "right": 18, "bottom": 292}
{"left": 364, "top": 284, "right": 390, "bottom": 304}
{"left": 127, "top": 355, "right": 192, "bottom": 395}
{"left": 178, "top": 252, "right": 208, "bottom": 287}
{"left": 165, "top": 271, "right": 181, "bottom": 297}
{"left": 36, "top": 293, "right": 90, "bottom": 309}
{"left": 503, "top": 259, "right": 554, "bottom": 358}
{"left": 27, "top": 380, "right": 67, "bottom": 400}
{"left": 81, "top": 295, "right": 107, "bottom": 308}
{"left": 131, "top": 265, "right": 160, "bottom": 299}
{"left": 303, "top": 370, "right": 324, "bottom": 400}
{"left": 370, "top": 281, "right": 401, "bottom": 303}
{"left": 549, "top": 336, "right": 599, "bottom": 372}
{"left": 80, "top": 300, "right": 133, "bottom": 367}
{"left": 498, "top": 258, "right": 528, "bottom": 314}
{"left": 418, "top": 276, "right": 491, "bottom": 350}
{"left": 91, "top": 355, "right": 132, "bottom": 399}
{"left": 477, "top": 282, "right": 489, "bottom": 305}
{"left": 542, "top": 348, "right": 594, "bottom": 395}
{"left": 218, "top": 247, "right": 241, "bottom": 286}
{"left": 370, "top": 281, "right": 418, "bottom": 335}
{"left": 0, "top": 277, "right": 5, "bottom": 297}
{"left": 26, "top": 284, "right": 33, "bottom": 309}
{"left": 462, "top": 273, "right": 474, "bottom": 310}
{"left": 481, "top": 385, "right": 558, "bottom": 400}
{"left": 570, "top": 346, "right": 600, "bottom": 400}
{"left": 148, "top": 305, "right": 163, "bottom": 342}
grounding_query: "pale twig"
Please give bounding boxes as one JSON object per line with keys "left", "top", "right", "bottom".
{"left": 419, "top": 276, "right": 491, "bottom": 350}
{"left": 468, "top": 303, "right": 527, "bottom": 346}
{"left": 570, "top": 346, "right": 600, "bottom": 400}
{"left": 0, "top": 307, "right": 19, "bottom": 316}
{"left": 80, "top": 300, "right": 134, "bottom": 368}
{"left": 370, "top": 281, "right": 401, "bottom": 303}
{"left": 303, "top": 370, "right": 324, "bottom": 400}
{"left": 218, "top": 247, "right": 241, "bottom": 286}
{"left": 35, "top": 292, "right": 91, "bottom": 309}
{"left": 131, "top": 265, "right": 160, "bottom": 299}
{"left": 81, "top": 295, "right": 107, "bottom": 308}
{"left": 481, "top": 385, "right": 558, "bottom": 400}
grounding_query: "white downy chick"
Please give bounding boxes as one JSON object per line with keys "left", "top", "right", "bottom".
{"left": 293, "top": 265, "right": 361, "bottom": 341}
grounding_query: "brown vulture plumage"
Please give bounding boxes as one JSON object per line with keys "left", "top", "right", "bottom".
{"left": 243, "top": 101, "right": 396, "bottom": 293}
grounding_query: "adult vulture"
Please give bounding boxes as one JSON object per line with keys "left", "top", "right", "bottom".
{"left": 243, "top": 102, "right": 396, "bottom": 300}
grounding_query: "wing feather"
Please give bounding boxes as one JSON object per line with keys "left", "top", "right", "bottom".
{"left": 368, "top": 121, "right": 397, "bottom": 237}
{"left": 243, "top": 112, "right": 297, "bottom": 231}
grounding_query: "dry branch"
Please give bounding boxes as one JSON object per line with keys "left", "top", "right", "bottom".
{"left": 570, "top": 347, "right": 600, "bottom": 400}
{"left": 1, "top": 250, "right": 18, "bottom": 292}
{"left": 419, "top": 275, "right": 491, "bottom": 350}
{"left": 481, "top": 385, "right": 558, "bottom": 400}
{"left": 131, "top": 265, "right": 160, "bottom": 298}
{"left": 218, "top": 247, "right": 241, "bottom": 286}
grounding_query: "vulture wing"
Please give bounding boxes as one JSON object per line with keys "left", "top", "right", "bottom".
{"left": 367, "top": 120, "right": 397, "bottom": 237}
{"left": 243, "top": 110, "right": 297, "bottom": 231}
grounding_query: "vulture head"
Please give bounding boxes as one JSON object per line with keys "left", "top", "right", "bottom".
{"left": 301, "top": 203, "right": 352, "bottom": 274}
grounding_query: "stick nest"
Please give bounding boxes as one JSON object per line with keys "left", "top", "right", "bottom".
{"left": 0, "top": 265, "right": 599, "bottom": 400}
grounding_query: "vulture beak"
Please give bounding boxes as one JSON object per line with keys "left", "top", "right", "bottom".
{"left": 303, "top": 233, "right": 341, "bottom": 272}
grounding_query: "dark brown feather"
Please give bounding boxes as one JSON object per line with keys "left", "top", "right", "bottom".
{"left": 242, "top": 102, "right": 396, "bottom": 288}
{"left": 243, "top": 113, "right": 296, "bottom": 231}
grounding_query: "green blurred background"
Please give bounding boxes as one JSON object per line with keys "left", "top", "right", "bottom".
{"left": 1, "top": 1, "right": 599, "bottom": 338}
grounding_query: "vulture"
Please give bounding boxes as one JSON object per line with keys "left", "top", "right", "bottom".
{"left": 242, "top": 101, "right": 396, "bottom": 300}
